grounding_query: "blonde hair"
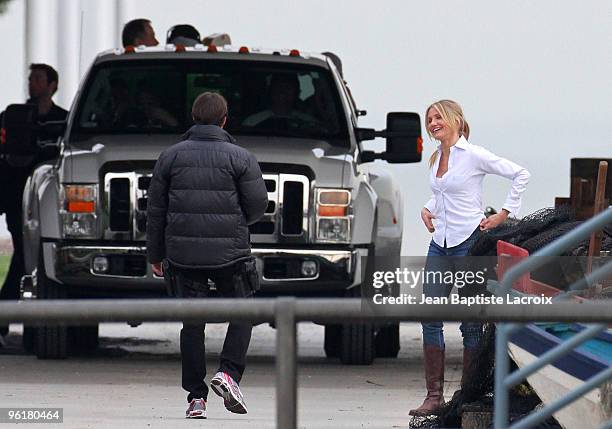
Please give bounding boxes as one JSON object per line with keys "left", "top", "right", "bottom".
{"left": 426, "top": 100, "right": 470, "bottom": 168}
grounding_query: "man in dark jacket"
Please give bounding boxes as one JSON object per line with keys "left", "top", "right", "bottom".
{"left": 0, "top": 63, "right": 68, "bottom": 340}
{"left": 146, "top": 92, "right": 267, "bottom": 419}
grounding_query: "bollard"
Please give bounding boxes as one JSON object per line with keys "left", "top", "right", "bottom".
{"left": 276, "top": 297, "right": 297, "bottom": 429}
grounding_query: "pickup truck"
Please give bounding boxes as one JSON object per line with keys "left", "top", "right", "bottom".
{"left": 2, "top": 43, "right": 422, "bottom": 363}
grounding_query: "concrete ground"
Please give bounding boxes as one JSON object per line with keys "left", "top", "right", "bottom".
{"left": 0, "top": 322, "right": 465, "bottom": 429}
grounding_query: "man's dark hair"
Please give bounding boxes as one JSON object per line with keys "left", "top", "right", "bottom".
{"left": 122, "top": 18, "right": 151, "bottom": 47}
{"left": 192, "top": 92, "right": 228, "bottom": 126}
{"left": 29, "top": 63, "right": 59, "bottom": 86}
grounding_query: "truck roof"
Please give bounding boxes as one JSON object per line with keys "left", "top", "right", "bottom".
{"left": 94, "top": 45, "right": 332, "bottom": 68}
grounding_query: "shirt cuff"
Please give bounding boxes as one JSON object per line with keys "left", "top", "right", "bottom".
{"left": 424, "top": 199, "right": 436, "bottom": 213}
{"left": 501, "top": 204, "right": 520, "bottom": 218}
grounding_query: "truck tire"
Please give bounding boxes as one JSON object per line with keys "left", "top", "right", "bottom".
{"left": 70, "top": 325, "right": 99, "bottom": 354}
{"left": 340, "top": 286, "right": 375, "bottom": 365}
{"left": 35, "top": 251, "right": 69, "bottom": 359}
{"left": 22, "top": 326, "right": 36, "bottom": 353}
{"left": 375, "top": 323, "right": 400, "bottom": 358}
{"left": 324, "top": 324, "right": 341, "bottom": 358}
{"left": 374, "top": 282, "right": 400, "bottom": 358}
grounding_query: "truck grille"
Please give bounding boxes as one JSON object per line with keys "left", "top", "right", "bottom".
{"left": 105, "top": 171, "right": 309, "bottom": 243}
{"left": 109, "top": 178, "right": 131, "bottom": 231}
{"left": 249, "top": 173, "right": 310, "bottom": 243}
{"left": 104, "top": 172, "right": 152, "bottom": 240}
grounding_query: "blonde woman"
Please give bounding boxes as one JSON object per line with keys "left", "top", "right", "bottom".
{"left": 409, "top": 100, "right": 530, "bottom": 416}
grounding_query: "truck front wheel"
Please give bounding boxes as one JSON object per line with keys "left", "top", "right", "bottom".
{"left": 339, "top": 286, "right": 375, "bottom": 365}
{"left": 35, "top": 250, "right": 69, "bottom": 359}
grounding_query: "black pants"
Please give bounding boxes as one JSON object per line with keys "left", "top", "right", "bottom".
{"left": 175, "top": 263, "right": 253, "bottom": 402}
{"left": 0, "top": 171, "right": 29, "bottom": 335}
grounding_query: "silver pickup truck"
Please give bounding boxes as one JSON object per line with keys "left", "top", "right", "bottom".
{"left": 4, "top": 44, "right": 422, "bottom": 363}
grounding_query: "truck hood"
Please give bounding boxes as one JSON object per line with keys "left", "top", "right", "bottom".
{"left": 62, "top": 134, "right": 354, "bottom": 187}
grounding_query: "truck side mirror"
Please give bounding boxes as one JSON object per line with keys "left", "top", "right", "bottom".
{"left": 356, "top": 112, "right": 422, "bottom": 164}
{"left": 1, "top": 104, "right": 38, "bottom": 157}
{"left": 385, "top": 112, "right": 422, "bottom": 163}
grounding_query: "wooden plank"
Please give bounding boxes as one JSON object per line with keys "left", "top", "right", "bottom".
{"left": 571, "top": 158, "right": 612, "bottom": 201}
{"left": 571, "top": 176, "right": 583, "bottom": 214}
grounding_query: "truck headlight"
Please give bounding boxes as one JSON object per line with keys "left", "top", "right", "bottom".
{"left": 316, "top": 189, "right": 351, "bottom": 243}
{"left": 60, "top": 184, "right": 98, "bottom": 238}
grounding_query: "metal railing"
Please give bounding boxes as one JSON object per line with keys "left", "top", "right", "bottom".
{"left": 1, "top": 296, "right": 611, "bottom": 427}
{"left": 1, "top": 211, "right": 610, "bottom": 427}
{"left": 494, "top": 206, "right": 612, "bottom": 429}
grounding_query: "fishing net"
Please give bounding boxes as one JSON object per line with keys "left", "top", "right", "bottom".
{"left": 469, "top": 206, "right": 612, "bottom": 290}
{"left": 468, "top": 206, "right": 576, "bottom": 257}
{"left": 470, "top": 205, "right": 612, "bottom": 257}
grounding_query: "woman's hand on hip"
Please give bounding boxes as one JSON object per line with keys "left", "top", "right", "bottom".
{"left": 479, "top": 210, "right": 509, "bottom": 231}
{"left": 421, "top": 208, "right": 436, "bottom": 233}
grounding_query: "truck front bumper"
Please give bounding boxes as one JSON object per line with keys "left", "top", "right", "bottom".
{"left": 42, "top": 242, "right": 366, "bottom": 296}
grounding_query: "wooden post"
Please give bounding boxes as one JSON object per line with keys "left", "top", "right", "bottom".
{"left": 586, "top": 161, "right": 608, "bottom": 275}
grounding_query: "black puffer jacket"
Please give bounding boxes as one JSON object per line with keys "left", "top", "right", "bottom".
{"left": 146, "top": 125, "right": 268, "bottom": 268}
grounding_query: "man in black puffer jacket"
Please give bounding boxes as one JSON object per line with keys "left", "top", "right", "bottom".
{"left": 147, "top": 92, "right": 267, "bottom": 419}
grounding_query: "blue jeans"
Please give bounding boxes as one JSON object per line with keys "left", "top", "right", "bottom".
{"left": 422, "top": 229, "right": 483, "bottom": 350}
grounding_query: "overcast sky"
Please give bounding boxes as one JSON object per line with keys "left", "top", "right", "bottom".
{"left": 0, "top": 0, "right": 610, "bottom": 253}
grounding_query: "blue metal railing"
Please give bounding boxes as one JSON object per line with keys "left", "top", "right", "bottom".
{"left": 494, "top": 206, "right": 612, "bottom": 429}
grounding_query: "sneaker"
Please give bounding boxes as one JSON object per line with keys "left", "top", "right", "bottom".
{"left": 210, "top": 371, "right": 248, "bottom": 414}
{"left": 185, "top": 398, "right": 207, "bottom": 419}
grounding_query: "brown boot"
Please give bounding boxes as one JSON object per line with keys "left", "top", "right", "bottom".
{"left": 409, "top": 345, "right": 445, "bottom": 416}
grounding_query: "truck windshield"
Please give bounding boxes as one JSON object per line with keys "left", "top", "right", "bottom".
{"left": 74, "top": 59, "right": 348, "bottom": 141}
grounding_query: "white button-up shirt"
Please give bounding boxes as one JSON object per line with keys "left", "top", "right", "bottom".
{"left": 424, "top": 136, "right": 530, "bottom": 248}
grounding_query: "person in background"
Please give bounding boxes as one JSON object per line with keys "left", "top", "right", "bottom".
{"left": 166, "top": 24, "right": 201, "bottom": 47}
{"left": 0, "top": 63, "right": 68, "bottom": 340}
{"left": 121, "top": 18, "right": 159, "bottom": 47}
{"left": 25, "top": 64, "right": 68, "bottom": 123}
{"left": 136, "top": 89, "right": 179, "bottom": 127}
{"left": 146, "top": 92, "right": 267, "bottom": 419}
{"left": 409, "top": 99, "right": 530, "bottom": 416}
{"left": 242, "top": 73, "right": 318, "bottom": 127}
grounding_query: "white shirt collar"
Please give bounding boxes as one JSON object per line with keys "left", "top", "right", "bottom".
{"left": 437, "top": 135, "right": 469, "bottom": 153}
{"left": 454, "top": 135, "right": 469, "bottom": 150}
